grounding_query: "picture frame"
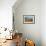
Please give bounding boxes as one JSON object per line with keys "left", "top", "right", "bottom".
{"left": 23, "top": 15, "right": 35, "bottom": 24}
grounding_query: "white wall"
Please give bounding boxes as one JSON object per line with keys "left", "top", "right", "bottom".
{"left": 13, "top": 0, "right": 41, "bottom": 46}
{"left": 13, "top": 0, "right": 46, "bottom": 46}
{"left": 41, "top": 0, "right": 46, "bottom": 46}
{"left": 0, "top": 0, "right": 16, "bottom": 29}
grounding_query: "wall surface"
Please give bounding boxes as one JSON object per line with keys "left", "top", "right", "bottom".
{"left": 13, "top": 0, "right": 41, "bottom": 46}
{"left": 41, "top": 0, "right": 46, "bottom": 46}
{"left": 0, "top": 0, "right": 16, "bottom": 29}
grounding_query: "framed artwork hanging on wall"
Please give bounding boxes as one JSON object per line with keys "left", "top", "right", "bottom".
{"left": 23, "top": 15, "right": 35, "bottom": 24}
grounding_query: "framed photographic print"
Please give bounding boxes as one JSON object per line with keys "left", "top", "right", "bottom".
{"left": 23, "top": 15, "right": 35, "bottom": 24}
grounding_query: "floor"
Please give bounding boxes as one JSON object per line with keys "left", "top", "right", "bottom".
{"left": 0, "top": 39, "right": 24, "bottom": 46}
{"left": 0, "top": 33, "right": 24, "bottom": 46}
{"left": 0, "top": 39, "right": 16, "bottom": 46}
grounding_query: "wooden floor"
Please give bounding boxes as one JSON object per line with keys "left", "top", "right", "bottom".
{"left": 0, "top": 33, "right": 23, "bottom": 46}
{"left": 0, "top": 39, "right": 24, "bottom": 46}
{"left": 0, "top": 39, "right": 16, "bottom": 46}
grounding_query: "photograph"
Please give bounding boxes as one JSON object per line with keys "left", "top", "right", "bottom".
{"left": 23, "top": 15, "right": 35, "bottom": 24}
